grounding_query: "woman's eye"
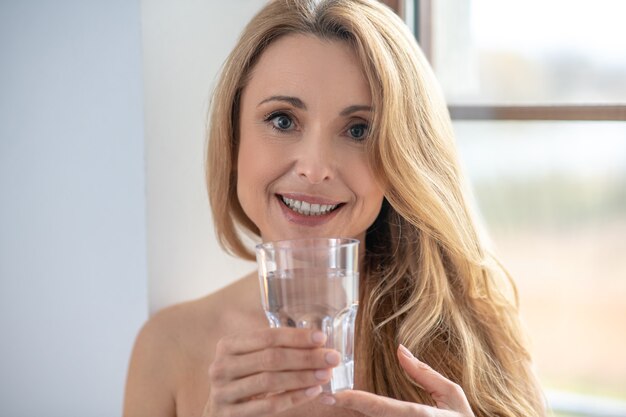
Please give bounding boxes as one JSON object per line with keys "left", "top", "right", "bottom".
{"left": 348, "top": 123, "right": 368, "bottom": 141}
{"left": 268, "top": 113, "right": 294, "bottom": 131}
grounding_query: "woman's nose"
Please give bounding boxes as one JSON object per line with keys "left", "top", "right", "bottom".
{"left": 293, "top": 132, "right": 334, "bottom": 184}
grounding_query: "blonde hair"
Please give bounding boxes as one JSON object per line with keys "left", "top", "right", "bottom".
{"left": 206, "top": 1, "right": 546, "bottom": 416}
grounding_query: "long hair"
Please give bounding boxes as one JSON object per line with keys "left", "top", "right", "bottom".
{"left": 206, "top": 1, "right": 545, "bottom": 416}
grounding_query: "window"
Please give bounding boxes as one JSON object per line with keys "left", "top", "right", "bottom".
{"left": 387, "top": 0, "right": 626, "bottom": 415}
{"left": 429, "top": 0, "right": 626, "bottom": 121}
{"left": 455, "top": 120, "right": 626, "bottom": 413}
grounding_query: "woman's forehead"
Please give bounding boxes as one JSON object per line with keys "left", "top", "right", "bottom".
{"left": 243, "top": 34, "right": 372, "bottom": 109}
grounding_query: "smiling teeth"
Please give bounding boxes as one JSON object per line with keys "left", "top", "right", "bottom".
{"left": 281, "top": 197, "right": 338, "bottom": 216}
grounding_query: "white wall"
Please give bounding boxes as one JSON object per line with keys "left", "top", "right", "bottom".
{"left": 0, "top": 1, "right": 147, "bottom": 416}
{"left": 141, "top": 1, "right": 265, "bottom": 314}
{"left": 0, "top": 1, "right": 275, "bottom": 414}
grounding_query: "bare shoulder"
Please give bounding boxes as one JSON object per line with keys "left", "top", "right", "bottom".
{"left": 170, "top": 272, "right": 268, "bottom": 360}
{"left": 123, "top": 272, "right": 264, "bottom": 417}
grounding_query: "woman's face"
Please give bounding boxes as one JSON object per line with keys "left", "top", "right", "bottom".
{"left": 237, "top": 34, "right": 384, "bottom": 243}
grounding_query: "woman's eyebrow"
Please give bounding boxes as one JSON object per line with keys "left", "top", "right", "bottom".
{"left": 257, "top": 97, "right": 372, "bottom": 116}
{"left": 257, "top": 95, "right": 306, "bottom": 109}
{"left": 340, "top": 105, "right": 372, "bottom": 116}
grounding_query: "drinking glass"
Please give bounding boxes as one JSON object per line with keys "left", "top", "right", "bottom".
{"left": 255, "top": 238, "right": 359, "bottom": 393}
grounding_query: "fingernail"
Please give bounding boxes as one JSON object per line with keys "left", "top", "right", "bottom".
{"left": 312, "top": 331, "right": 326, "bottom": 344}
{"left": 320, "top": 395, "right": 336, "bottom": 405}
{"left": 305, "top": 386, "right": 322, "bottom": 397}
{"left": 315, "top": 369, "right": 331, "bottom": 380}
{"left": 325, "top": 351, "right": 341, "bottom": 366}
{"left": 399, "top": 344, "right": 414, "bottom": 358}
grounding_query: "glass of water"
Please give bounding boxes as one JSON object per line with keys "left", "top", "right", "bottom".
{"left": 255, "top": 238, "right": 359, "bottom": 393}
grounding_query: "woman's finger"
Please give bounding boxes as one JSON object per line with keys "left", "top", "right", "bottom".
{"left": 220, "top": 346, "right": 340, "bottom": 380}
{"left": 212, "top": 368, "right": 332, "bottom": 403}
{"left": 216, "top": 328, "right": 326, "bottom": 355}
{"left": 222, "top": 385, "right": 323, "bottom": 417}
{"left": 397, "top": 344, "right": 473, "bottom": 414}
{"left": 331, "top": 389, "right": 433, "bottom": 417}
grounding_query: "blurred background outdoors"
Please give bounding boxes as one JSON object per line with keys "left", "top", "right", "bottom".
{"left": 424, "top": 0, "right": 626, "bottom": 414}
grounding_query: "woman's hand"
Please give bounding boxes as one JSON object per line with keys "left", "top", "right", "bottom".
{"left": 328, "top": 345, "right": 475, "bottom": 416}
{"left": 203, "top": 328, "right": 340, "bottom": 417}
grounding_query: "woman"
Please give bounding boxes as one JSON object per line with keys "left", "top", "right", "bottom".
{"left": 124, "top": 1, "right": 546, "bottom": 416}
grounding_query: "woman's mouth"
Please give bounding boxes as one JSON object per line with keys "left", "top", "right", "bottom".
{"left": 278, "top": 195, "right": 342, "bottom": 216}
